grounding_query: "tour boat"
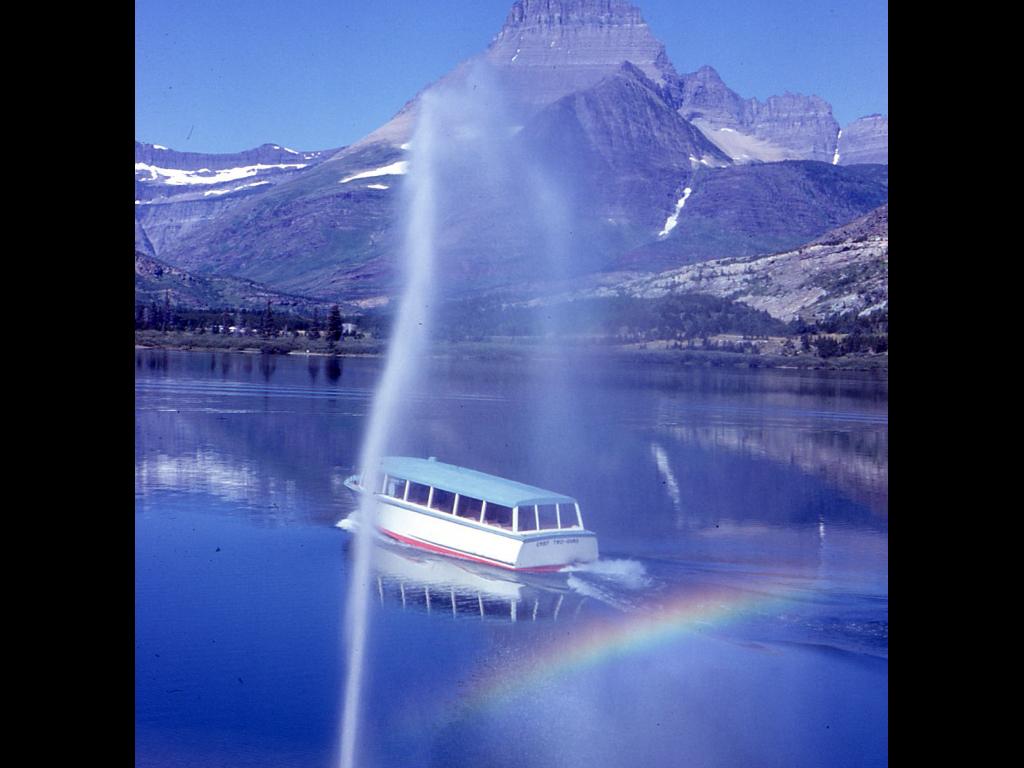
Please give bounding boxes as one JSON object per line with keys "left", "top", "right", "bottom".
{"left": 344, "top": 456, "right": 599, "bottom": 571}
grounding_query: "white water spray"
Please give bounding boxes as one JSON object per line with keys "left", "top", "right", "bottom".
{"left": 336, "top": 59, "right": 603, "bottom": 764}
{"left": 337, "top": 95, "right": 438, "bottom": 768}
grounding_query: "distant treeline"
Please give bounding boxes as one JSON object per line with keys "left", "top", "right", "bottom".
{"left": 414, "top": 294, "right": 793, "bottom": 342}
{"left": 136, "top": 293, "right": 887, "bottom": 357}
{"left": 134, "top": 299, "right": 379, "bottom": 339}
{"left": 796, "top": 309, "right": 888, "bottom": 336}
{"left": 795, "top": 309, "right": 889, "bottom": 357}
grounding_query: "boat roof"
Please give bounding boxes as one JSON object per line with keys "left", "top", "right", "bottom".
{"left": 379, "top": 456, "right": 576, "bottom": 508}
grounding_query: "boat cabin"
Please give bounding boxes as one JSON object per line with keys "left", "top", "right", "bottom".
{"left": 371, "top": 456, "right": 584, "bottom": 536}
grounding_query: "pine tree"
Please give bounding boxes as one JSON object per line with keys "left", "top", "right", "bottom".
{"left": 327, "top": 304, "right": 342, "bottom": 343}
{"left": 260, "top": 300, "right": 274, "bottom": 338}
{"left": 813, "top": 336, "right": 840, "bottom": 358}
{"left": 308, "top": 308, "right": 321, "bottom": 340}
{"left": 162, "top": 291, "right": 171, "bottom": 332}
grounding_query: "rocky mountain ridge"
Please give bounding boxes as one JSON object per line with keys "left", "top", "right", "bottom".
{"left": 340, "top": 1, "right": 885, "bottom": 165}
{"left": 135, "top": 140, "right": 340, "bottom": 203}
{"left": 669, "top": 65, "right": 886, "bottom": 166}
{"left": 483, "top": 0, "right": 678, "bottom": 110}
{"left": 587, "top": 204, "right": 888, "bottom": 323}
{"left": 134, "top": 0, "right": 888, "bottom": 308}
{"left": 836, "top": 115, "right": 888, "bottom": 166}
{"left": 135, "top": 251, "right": 338, "bottom": 312}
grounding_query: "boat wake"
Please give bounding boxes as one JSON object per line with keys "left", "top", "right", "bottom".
{"left": 563, "top": 558, "right": 653, "bottom": 611}
{"left": 335, "top": 515, "right": 359, "bottom": 532}
{"left": 562, "top": 558, "right": 652, "bottom": 589}
{"left": 335, "top": 513, "right": 393, "bottom": 545}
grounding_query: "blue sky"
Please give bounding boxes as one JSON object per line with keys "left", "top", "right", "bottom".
{"left": 135, "top": 0, "right": 887, "bottom": 154}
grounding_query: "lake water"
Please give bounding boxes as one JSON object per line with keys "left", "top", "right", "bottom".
{"left": 135, "top": 349, "right": 887, "bottom": 767}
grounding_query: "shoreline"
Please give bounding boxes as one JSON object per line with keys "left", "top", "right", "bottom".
{"left": 134, "top": 344, "right": 383, "bottom": 358}
{"left": 134, "top": 337, "right": 887, "bottom": 373}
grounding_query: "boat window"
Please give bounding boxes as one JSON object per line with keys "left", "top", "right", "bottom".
{"left": 537, "top": 504, "right": 559, "bottom": 530}
{"left": 407, "top": 481, "right": 431, "bottom": 506}
{"left": 385, "top": 476, "right": 407, "bottom": 499}
{"left": 430, "top": 488, "right": 456, "bottom": 514}
{"left": 484, "top": 502, "right": 514, "bottom": 529}
{"left": 457, "top": 495, "right": 484, "bottom": 521}
{"left": 558, "top": 502, "right": 579, "bottom": 528}
{"left": 516, "top": 505, "right": 537, "bottom": 532}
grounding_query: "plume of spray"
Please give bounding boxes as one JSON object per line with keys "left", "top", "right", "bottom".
{"left": 337, "top": 94, "right": 438, "bottom": 768}
{"left": 337, "top": 59, "right": 611, "bottom": 766}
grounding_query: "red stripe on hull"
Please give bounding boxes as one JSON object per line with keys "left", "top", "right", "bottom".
{"left": 379, "top": 528, "right": 566, "bottom": 572}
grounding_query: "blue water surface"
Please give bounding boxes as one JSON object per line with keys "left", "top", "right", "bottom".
{"left": 135, "top": 349, "right": 887, "bottom": 767}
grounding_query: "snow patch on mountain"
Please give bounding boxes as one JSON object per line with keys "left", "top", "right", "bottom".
{"left": 339, "top": 161, "right": 409, "bottom": 184}
{"left": 657, "top": 187, "right": 692, "bottom": 238}
{"left": 136, "top": 162, "right": 308, "bottom": 186}
{"left": 203, "top": 180, "right": 271, "bottom": 196}
{"left": 692, "top": 118, "right": 791, "bottom": 163}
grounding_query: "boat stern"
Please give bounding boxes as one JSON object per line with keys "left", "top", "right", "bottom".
{"left": 514, "top": 532, "right": 599, "bottom": 571}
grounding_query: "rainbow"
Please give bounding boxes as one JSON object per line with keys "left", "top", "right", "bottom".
{"left": 462, "top": 582, "right": 789, "bottom": 711}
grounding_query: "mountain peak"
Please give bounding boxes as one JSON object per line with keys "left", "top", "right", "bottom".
{"left": 484, "top": 0, "right": 673, "bottom": 112}
{"left": 692, "top": 65, "right": 725, "bottom": 82}
{"left": 676, "top": 66, "right": 746, "bottom": 125}
{"left": 500, "top": 0, "right": 646, "bottom": 31}
{"left": 617, "top": 59, "right": 653, "bottom": 82}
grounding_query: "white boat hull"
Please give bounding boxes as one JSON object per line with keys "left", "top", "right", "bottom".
{"left": 367, "top": 495, "right": 598, "bottom": 571}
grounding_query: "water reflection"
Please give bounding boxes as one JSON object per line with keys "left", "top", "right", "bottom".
{"left": 650, "top": 442, "right": 682, "bottom": 518}
{"left": 369, "top": 540, "right": 591, "bottom": 623}
{"left": 259, "top": 353, "right": 276, "bottom": 382}
{"left": 308, "top": 356, "right": 320, "bottom": 383}
{"left": 326, "top": 356, "right": 343, "bottom": 383}
{"left": 595, "top": 364, "right": 888, "bottom": 405}
{"left": 656, "top": 421, "right": 887, "bottom": 516}
{"left": 140, "top": 350, "right": 169, "bottom": 370}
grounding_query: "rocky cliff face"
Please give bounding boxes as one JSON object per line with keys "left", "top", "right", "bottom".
{"left": 743, "top": 93, "right": 839, "bottom": 162}
{"left": 673, "top": 65, "right": 747, "bottom": 126}
{"left": 135, "top": 251, "right": 336, "bottom": 311}
{"left": 353, "top": 0, "right": 678, "bottom": 151}
{"left": 483, "top": 0, "right": 677, "bottom": 111}
{"left": 614, "top": 161, "right": 887, "bottom": 273}
{"left": 837, "top": 115, "right": 888, "bottom": 165}
{"left": 135, "top": 214, "right": 156, "bottom": 257}
{"left": 523, "top": 62, "right": 729, "bottom": 229}
{"left": 672, "top": 67, "right": 842, "bottom": 163}
{"left": 594, "top": 203, "right": 889, "bottom": 323}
